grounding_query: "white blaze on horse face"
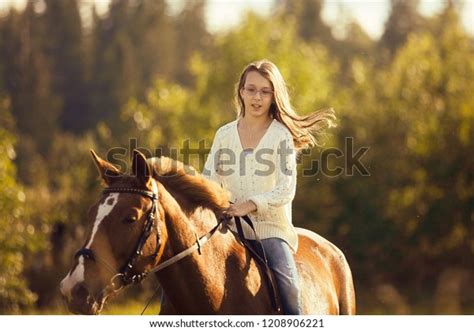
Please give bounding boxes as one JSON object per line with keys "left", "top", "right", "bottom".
{"left": 60, "top": 193, "right": 119, "bottom": 300}
{"left": 60, "top": 256, "right": 85, "bottom": 300}
{"left": 85, "top": 193, "right": 119, "bottom": 248}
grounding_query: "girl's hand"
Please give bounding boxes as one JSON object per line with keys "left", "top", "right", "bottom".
{"left": 223, "top": 201, "right": 257, "bottom": 217}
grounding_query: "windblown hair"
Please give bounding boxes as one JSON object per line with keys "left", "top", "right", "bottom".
{"left": 235, "top": 59, "right": 337, "bottom": 151}
{"left": 147, "top": 157, "right": 230, "bottom": 213}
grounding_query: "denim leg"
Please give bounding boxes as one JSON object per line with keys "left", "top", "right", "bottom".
{"left": 261, "top": 238, "right": 302, "bottom": 315}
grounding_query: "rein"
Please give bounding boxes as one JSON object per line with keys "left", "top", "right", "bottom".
{"left": 234, "top": 215, "right": 281, "bottom": 313}
{"left": 148, "top": 217, "right": 227, "bottom": 273}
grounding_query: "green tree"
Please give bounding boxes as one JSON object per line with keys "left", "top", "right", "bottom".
{"left": 332, "top": 19, "right": 376, "bottom": 85}
{"left": 44, "top": 0, "right": 90, "bottom": 133}
{"left": 90, "top": 0, "right": 177, "bottom": 134}
{"left": 90, "top": 0, "right": 137, "bottom": 132}
{"left": 129, "top": 0, "right": 176, "bottom": 89}
{"left": 174, "top": 0, "right": 210, "bottom": 86}
{"left": 379, "top": 0, "right": 425, "bottom": 58}
{"left": 276, "top": 0, "right": 335, "bottom": 47}
{"left": 0, "top": 4, "right": 61, "bottom": 157}
{"left": 325, "top": 3, "right": 474, "bottom": 312}
{"left": 0, "top": 101, "right": 37, "bottom": 313}
{"left": 382, "top": 4, "right": 474, "bottom": 278}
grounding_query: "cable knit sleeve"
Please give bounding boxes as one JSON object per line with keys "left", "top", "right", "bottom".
{"left": 202, "top": 129, "right": 221, "bottom": 183}
{"left": 247, "top": 132, "right": 297, "bottom": 215}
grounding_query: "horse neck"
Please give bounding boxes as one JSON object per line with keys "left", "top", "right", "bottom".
{"left": 160, "top": 187, "right": 218, "bottom": 255}
{"left": 155, "top": 187, "right": 230, "bottom": 312}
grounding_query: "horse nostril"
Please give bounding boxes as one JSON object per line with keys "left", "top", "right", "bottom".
{"left": 72, "top": 283, "right": 89, "bottom": 300}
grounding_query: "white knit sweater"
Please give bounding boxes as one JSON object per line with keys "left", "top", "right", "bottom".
{"left": 202, "top": 119, "right": 299, "bottom": 252}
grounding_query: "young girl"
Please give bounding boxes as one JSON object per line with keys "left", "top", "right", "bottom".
{"left": 203, "top": 59, "right": 335, "bottom": 315}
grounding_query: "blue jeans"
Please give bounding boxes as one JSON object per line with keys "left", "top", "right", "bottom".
{"left": 253, "top": 238, "right": 302, "bottom": 315}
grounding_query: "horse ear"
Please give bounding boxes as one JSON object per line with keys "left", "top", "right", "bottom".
{"left": 132, "top": 149, "right": 152, "bottom": 187}
{"left": 90, "top": 149, "right": 122, "bottom": 185}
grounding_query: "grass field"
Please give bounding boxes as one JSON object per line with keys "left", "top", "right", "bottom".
{"left": 24, "top": 301, "right": 162, "bottom": 315}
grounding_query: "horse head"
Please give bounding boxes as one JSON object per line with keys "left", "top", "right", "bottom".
{"left": 60, "top": 149, "right": 165, "bottom": 314}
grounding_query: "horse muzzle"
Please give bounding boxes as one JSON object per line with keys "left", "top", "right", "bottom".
{"left": 62, "top": 282, "right": 105, "bottom": 315}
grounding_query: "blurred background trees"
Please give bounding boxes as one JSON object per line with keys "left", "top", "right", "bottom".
{"left": 0, "top": 0, "right": 472, "bottom": 314}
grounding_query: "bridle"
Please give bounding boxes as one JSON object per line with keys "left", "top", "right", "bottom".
{"left": 74, "top": 185, "right": 227, "bottom": 298}
{"left": 75, "top": 186, "right": 160, "bottom": 297}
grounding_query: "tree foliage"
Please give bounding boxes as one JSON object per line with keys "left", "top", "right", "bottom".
{"left": 0, "top": 102, "right": 37, "bottom": 313}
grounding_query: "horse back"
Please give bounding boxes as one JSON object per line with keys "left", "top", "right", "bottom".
{"left": 295, "top": 228, "right": 356, "bottom": 315}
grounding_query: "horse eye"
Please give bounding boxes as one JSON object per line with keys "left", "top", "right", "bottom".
{"left": 123, "top": 216, "right": 137, "bottom": 224}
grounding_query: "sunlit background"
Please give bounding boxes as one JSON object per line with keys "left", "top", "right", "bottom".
{"left": 1, "top": 0, "right": 474, "bottom": 37}
{"left": 0, "top": 0, "right": 473, "bottom": 314}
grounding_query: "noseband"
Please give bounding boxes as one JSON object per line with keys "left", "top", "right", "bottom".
{"left": 75, "top": 187, "right": 160, "bottom": 294}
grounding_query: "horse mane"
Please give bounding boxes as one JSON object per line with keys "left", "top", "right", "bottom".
{"left": 148, "top": 157, "right": 230, "bottom": 213}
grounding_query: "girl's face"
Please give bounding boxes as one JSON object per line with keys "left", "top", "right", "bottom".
{"left": 240, "top": 71, "right": 274, "bottom": 119}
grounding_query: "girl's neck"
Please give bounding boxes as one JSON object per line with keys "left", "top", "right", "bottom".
{"left": 239, "top": 114, "right": 273, "bottom": 131}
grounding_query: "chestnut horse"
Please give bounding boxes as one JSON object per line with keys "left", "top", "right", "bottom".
{"left": 60, "top": 150, "right": 356, "bottom": 314}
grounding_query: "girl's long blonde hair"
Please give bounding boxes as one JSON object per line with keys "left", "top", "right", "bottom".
{"left": 235, "top": 59, "right": 336, "bottom": 151}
